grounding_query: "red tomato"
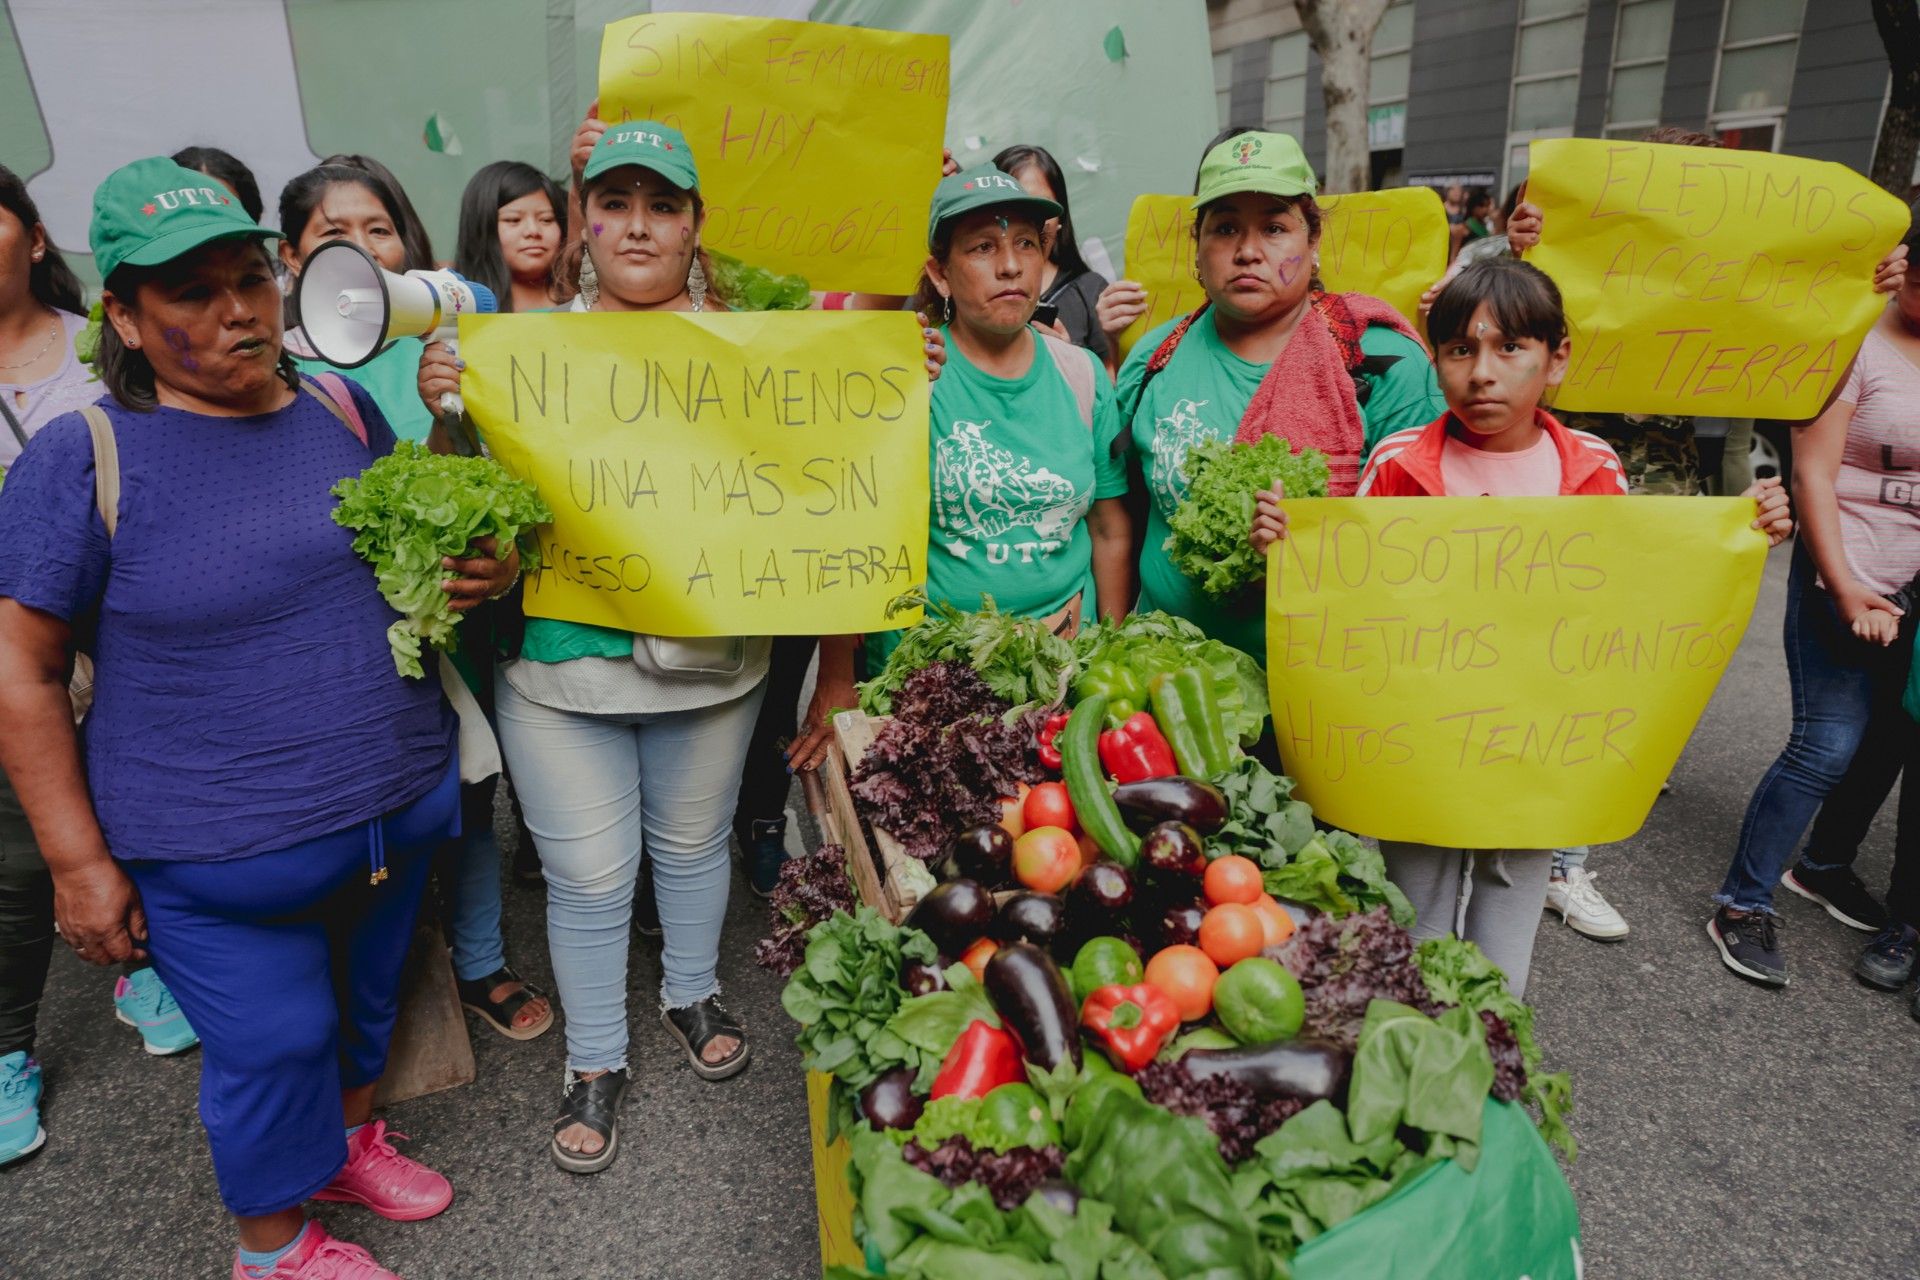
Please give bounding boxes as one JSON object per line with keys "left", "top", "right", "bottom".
{"left": 997, "top": 785, "right": 1031, "bottom": 840}
{"left": 1013, "top": 826, "right": 1080, "bottom": 895}
{"left": 960, "top": 937, "right": 999, "bottom": 983}
{"left": 1251, "top": 895, "right": 1297, "bottom": 949}
{"left": 1144, "top": 945, "right": 1219, "bottom": 1021}
{"left": 1023, "top": 781, "right": 1077, "bottom": 833}
{"left": 1198, "top": 903, "right": 1266, "bottom": 968}
{"left": 1203, "top": 855, "right": 1265, "bottom": 907}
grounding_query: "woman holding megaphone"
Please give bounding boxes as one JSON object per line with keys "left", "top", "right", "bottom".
{"left": 0, "top": 156, "right": 518, "bottom": 1280}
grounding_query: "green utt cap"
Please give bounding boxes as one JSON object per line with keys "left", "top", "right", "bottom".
{"left": 583, "top": 121, "right": 699, "bottom": 191}
{"left": 90, "top": 156, "right": 280, "bottom": 283}
{"left": 927, "top": 164, "right": 1062, "bottom": 249}
{"left": 1193, "top": 131, "right": 1317, "bottom": 209}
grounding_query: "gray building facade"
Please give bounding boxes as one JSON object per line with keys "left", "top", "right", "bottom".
{"left": 1209, "top": 0, "right": 1902, "bottom": 196}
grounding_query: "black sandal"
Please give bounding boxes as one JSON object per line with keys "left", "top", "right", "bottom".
{"left": 457, "top": 965, "right": 553, "bottom": 1042}
{"left": 551, "top": 1068, "right": 629, "bottom": 1174}
{"left": 662, "top": 998, "right": 750, "bottom": 1081}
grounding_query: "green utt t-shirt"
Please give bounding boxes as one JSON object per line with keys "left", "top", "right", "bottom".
{"left": 867, "top": 328, "right": 1129, "bottom": 672}
{"left": 1117, "top": 309, "right": 1443, "bottom": 662}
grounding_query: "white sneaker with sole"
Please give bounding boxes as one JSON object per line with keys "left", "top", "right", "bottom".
{"left": 1545, "top": 867, "right": 1629, "bottom": 939}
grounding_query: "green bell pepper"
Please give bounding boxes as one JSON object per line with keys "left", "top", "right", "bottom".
{"left": 1075, "top": 660, "right": 1148, "bottom": 727}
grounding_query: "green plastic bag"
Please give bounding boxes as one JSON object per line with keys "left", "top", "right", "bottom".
{"left": 1290, "top": 1099, "right": 1580, "bottom": 1280}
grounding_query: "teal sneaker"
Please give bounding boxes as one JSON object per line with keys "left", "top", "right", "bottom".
{"left": 113, "top": 968, "right": 199, "bottom": 1055}
{"left": 0, "top": 1051, "right": 44, "bottom": 1164}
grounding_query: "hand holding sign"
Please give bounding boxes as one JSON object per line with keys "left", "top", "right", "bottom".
{"left": 1528, "top": 139, "right": 1910, "bottom": 418}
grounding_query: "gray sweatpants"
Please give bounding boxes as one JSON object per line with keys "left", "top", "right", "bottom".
{"left": 1381, "top": 843, "right": 1553, "bottom": 999}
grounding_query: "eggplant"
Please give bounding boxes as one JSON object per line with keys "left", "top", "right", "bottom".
{"left": 1072, "top": 860, "right": 1135, "bottom": 915}
{"left": 900, "top": 958, "right": 948, "bottom": 997}
{"left": 1156, "top": 897, "right": 1208, "bottom": 949}
{"left": 983, "top": 941, "right": 1082, "bottom": 1072}
{"left": 1181, "top": 1039, "right": 1351, "bottom": 1104}
{"left": 1031, "top": 1180, "right": 1081, "bottom": 1216}
{"left": 938, "top": 824, "right": 1014, "bottom": 885}
{"left": 905, "top": 879, "right": 997, "bottom": 956}
{"left": 992, "top": 891, "right": 1068, "bottom": 947}
{"left": 1139, "top": 821, "right": 1207, "bottom": 879}
{"left": 858, "top": 1067, "right": 925, "bottom": 1131}
{"left": 1113, "top": 776, "right": 1228, "bottom": 834}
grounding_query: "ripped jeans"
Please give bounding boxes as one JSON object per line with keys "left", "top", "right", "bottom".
{"left": 495, "top": 679, "right": 765, "bottom": 1074}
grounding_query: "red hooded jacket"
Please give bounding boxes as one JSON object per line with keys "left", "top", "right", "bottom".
{"left": 1356, "top": 409, "right": 1629, "bottom": 498}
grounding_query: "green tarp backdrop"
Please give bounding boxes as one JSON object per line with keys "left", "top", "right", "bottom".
{"left": 0, "top": 0, "right": 1213, "bottom": 289}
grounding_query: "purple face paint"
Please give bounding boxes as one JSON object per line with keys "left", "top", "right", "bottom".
{"left": 162, "top": 326, "right": 199, "bottom": 372}
{"left": 1276, "top": 255, "right": 1304, "bottom": 286}
{"left": 591, "top": 222, "right": 605, "bottom": 237}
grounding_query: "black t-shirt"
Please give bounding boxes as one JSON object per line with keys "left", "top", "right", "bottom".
{"left": 1043, "top": 268, "right": 1112, "bottom": 363}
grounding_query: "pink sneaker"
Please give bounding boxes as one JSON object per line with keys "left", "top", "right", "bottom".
{"left": 231, "top": 1222, "right": 400, "bottom": 1279}
{"left": 312, "top": 1119, "right": 453, "bottom": 1222}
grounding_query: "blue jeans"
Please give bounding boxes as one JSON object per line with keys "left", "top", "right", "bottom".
{"left": 1717, "top": 547, "right": 1913, "bottom": 912}
{"left": 495, "top": 678, "right": 766, "bottom": 1074}
{"left": 443, "top": 778, "right": 507, "bottom": 983}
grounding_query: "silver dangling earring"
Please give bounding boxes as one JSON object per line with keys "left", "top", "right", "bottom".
{"left": 579, "top": 244, "right": 600, "bottom": 309}
{"left": 942, "top": 293, "right": 953, "bottom": 324}
{"left": 687, "top": 254, "right": 708, "bottom": 312}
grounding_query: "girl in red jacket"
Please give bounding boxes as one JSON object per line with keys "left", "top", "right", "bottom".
{"left": 1250, "top": 256, "right": 1792, "bottom": 994}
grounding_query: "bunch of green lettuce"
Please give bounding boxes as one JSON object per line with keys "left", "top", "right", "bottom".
{"left": 861, "top": 594, "right": 1076, "bottom": 714}
{"left": 1166, "top": 436, "right": 1329, "bottom": 603}
{"left": 1206, "top": 757, "right": 1412, "bottom": 925}
{"left": 330, "top": 442, "right": 550, "bottom": 679}
{"left": 706, "top": 248, "right": 813, "bottom": 312}
{"left": 840, "top": 1125, "right": 1168, "bottom": 1280}
{"left": 780, "top": 907, "right": 941, "bottom": 1091}
{"left": 1072, "top": 611, "right": 1269, "bottom": 745}
{"left": 1415, "top": 937, "right": 1575, "bottom": 1158}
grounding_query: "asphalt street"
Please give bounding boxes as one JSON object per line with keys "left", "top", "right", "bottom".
{"left": 5, "top": 542, "right": 1919, "bottom": 1279}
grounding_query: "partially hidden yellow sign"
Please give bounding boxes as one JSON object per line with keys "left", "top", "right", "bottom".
{"left": 1529, "top": 138, "right": 1909, "bottom": 418}
{"left": 1114, "top": 188, "right": 1447, "bottom": 361}
{"left": 460, "top": 310, "right": 931, "bottom": 637}
{"left": 599, "top": 12, "right": 949, "bottom": 294}
{"left": 1266, "top": 497, "right": 1765, "bottom": 848}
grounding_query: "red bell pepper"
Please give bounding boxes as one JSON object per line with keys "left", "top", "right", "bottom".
{"left": 929, "top": 1019, "right": 1026, "bottom": 1099}
{"left": 1079, "top": 983, "right": 1182, "bottom": 1073}
{"left": 1036, "top": 712, "right": 1070, "bottom": 771}
{"left": 1097, "top": 712, "right": 1178, "bottom": 784}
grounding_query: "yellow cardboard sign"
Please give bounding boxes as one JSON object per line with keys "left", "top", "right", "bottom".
{"left": 1266, "top": 497, "right": 1766, "bottom": 848}
{"left": 1113, "top": 188, "right": 1447, "bottom": 361}
{"left": 599, "top": 13, "right": 948, "bottom": 294}
{"left": 1529, "top": 138, "right": 1910, "bottom": 418}
{"left": 460, "top": 310, "right": 931, "bottom": 637}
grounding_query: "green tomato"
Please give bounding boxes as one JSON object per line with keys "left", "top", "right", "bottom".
{"left": 1212, "top": 957, "right": 1305, "bottom": 1044}
{"left": 977, "top": 1083, "right": 1061, "bottom": 1151}
{"left": 1068, "top": 936, "right": 1146, "bottom": 1007}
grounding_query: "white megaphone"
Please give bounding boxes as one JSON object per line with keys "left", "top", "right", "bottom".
{"left": 294, "top": 239, "right": 495, "bottom": 418}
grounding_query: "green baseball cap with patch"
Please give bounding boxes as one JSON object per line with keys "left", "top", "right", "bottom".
{"left": 90, "top": 156, "right": 281, "bottom": 283}
{"left": 1193, "top": 131, "right": 1318, "bottom": 209}
{"left": 927, "top": 165, "right": 1062, "bottom": 250}
{"left": 583, "top": 121, "right": 700, "bottom": 192}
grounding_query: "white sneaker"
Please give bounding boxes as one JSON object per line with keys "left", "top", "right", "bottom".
{"left": 1546, "top": 867, "right": 1629, "bottom": 939}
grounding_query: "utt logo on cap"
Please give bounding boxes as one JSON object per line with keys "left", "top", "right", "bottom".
{"left": 961, "top": 173, "right": 1022, "bottom": 193}
{"left": 141, "top": 185, "right": 231, "bottom": 216}
{"left": 1233, "top": 138, "right": 1263, "bottom": 166}
{"left": 611, "top": 128, "right": 671, "bottom": 151}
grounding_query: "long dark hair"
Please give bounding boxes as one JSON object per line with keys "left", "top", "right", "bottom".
{"left": 98, "top": 249, "right": 301, "bottom": 413}
{"left": 170, "top": 146, "right": 264, "bottom": 222}
{"left": 456, "top": 161, "right": 567, "bottom": 312}
{"left": 0, "top": 164, "right": 85, "bottom": 317}
{"left": 992, "top": 144, "right": 1092, "bottom": 283}
{"left": 317, "top": 153, "right": 434, "bottom": 271}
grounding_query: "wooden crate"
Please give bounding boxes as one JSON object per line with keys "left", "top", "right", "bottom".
{"left": 812, "top": 708, "right": 926, "bottom": 922}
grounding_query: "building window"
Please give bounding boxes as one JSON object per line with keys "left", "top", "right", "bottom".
{"left": 1368, "top": 0, "right": 1412, "bottom": 154}
{"left": 1214, "top": 50, "right": 1233, "bottom": 130}
{"left": 1264, "top": 32, "right": 1309, "bottom": 139}
{"left": 1605, "top": 0, "right": 1675, "bottom": 136}
{"left": 1709, "top": 0, "right": 1806, "bottom": 147}
{"left": 1504, "top": 0, "right": 1588, "bottom": 189}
